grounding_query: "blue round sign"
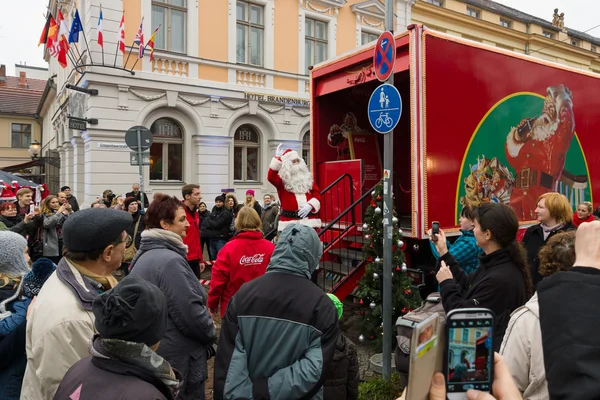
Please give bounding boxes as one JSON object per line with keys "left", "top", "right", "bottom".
{"left": 367, "top": 83, "right": 402, "bottom": 134}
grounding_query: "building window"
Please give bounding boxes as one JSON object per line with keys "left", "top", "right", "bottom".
{"left": 361, "top": 31, "right": 379, "bottom": 45}
{"left": 592, "top": 45, "right": 597, "bottom": 52}
{"left": 466, "top": 7, "right": 480, "bottom": 18}
{"left": 500, "top": 18, "right": 512, "bottom": 28}
{"left": 543, "top": 30, "right": 555, "bottom": 39}
{"left": 305, "top": 18, "right": 328, "bottom": 74}
{"left": 11, "top": 123, "right": 31, "bottom": 148}
{"left": 149, "top": 118, "right": 183, "bottom": 182}
{"left": 236, "top": 1, "right": 264, "bottom": 66}
{"left": 425, "top": 0, "right": 443, "bottom": 6}
{"left": 152, "top": 0, "right": 187, "bottom": 53}
{"left": 302, "top": 131, "right": 311, "bottom": 166}
{"left": 234, "top": 124, "right": 260, "bottom": 182}
{"left": 462, "top": 329, "right": 469, "bottom": 343}
{"left": 571, "top": 38, "right": 580, "bottom": 47}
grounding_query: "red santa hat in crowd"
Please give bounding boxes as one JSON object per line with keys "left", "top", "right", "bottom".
{"left": 270, "top": 149, "right": 302, "bottom": 172}
{"left": 0, "top": 181, "right": 16, "bottom": 202}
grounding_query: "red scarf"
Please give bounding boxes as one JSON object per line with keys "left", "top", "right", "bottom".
{"left": 572, "top": 212, "right": 595, "bottom": 227}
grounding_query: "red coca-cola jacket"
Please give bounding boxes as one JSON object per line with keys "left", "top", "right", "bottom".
{"left": 208, "top": 230, "right": 275, "bottom": 316}
{"left": 182, "top": 202, "right": 201, "bottom": 262}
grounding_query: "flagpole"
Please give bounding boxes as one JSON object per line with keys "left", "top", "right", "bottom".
{"left": 73, "top": 42, "right": 83, "bottom": 64}
{"left": 130, "top": 42, "right": 148, "bottom": 71}
{"left": 130, "top": 25, "right": 159, "bottom": 72}
{"left": 80, "top": 24, "right": 94, "bottom": 65}
{"left": 124, "top": 40, "right": 136, "bottom": 69}
{"left": 114, "top": 11, "right": 124, "bottom": 68}
{"left": 100, "top": 4, "right": 105, "bottom": 66}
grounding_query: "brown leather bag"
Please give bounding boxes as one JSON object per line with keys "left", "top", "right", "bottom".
{"left": 123, "top": 217, "right": 141, "bottom": 262}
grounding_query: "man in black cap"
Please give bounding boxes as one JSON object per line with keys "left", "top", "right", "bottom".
{"left": 54, "top": 275, "right": 181, "bottom": 400}
{"left": 60, "top": 186, "right": 80, "bottom": 212}
{"left": 22, "top": 208, "right": 133, "bottom": 400}
{"left": 200, "top": 195, "right": 233, "bottom": 260}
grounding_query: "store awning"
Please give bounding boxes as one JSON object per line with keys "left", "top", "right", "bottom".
{"left": 1, "top": 159, "right": 42, "bottom": 173}
{"left": 0, "top": 170, "right": 40, "bottom": 187}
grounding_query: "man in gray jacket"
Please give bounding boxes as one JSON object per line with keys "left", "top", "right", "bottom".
{"left": 214, "top": 224, "right": 339, "bottom": 400}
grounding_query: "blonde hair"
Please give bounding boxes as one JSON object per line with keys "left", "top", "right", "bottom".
{"left": 16, "top": 188, "right": 32, "bottom": 199}
{"left": 235, "top": 206, "right": 262, "bottom": 232}
{"left": 41, "top": 195, "right": 58, "bottom": 216}
{"left": 578, "top": 201, "right": 593, "bottom": 213}
{"left": 0, "top": 274, "right": 20, "bottom": 289}
{"left": 538, "top": 192, "right": 572, "bottom": 223}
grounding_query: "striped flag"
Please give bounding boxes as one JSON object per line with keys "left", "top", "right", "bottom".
{"left": 147, "top": 25, "right": 160, "bottom": 62}
{"left": 133, "top": 18, "right": 144, "bottom": 58}
{"left": 97, "top": 7, "right": 104, "bottom": 47}
{"left": 117, "top": 12, "right": 125, "bottom": 53}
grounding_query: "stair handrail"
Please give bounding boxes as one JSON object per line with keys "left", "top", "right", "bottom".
{"left": 319, "top": 182, "right": 378, "bottom": 238}
{"left": 320, "top": 173, "right": 354, "bottom": 194}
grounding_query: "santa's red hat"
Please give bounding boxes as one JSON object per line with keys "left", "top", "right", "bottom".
{"left": 281, "top": 149, "right": 301, "bottom": 163}
{"left": 0, "top": 181, "right": 16, "bottom": 202}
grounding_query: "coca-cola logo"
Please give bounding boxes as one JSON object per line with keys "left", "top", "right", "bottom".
{"left": 239, "top": 254, "right": 265, "bottom": 265}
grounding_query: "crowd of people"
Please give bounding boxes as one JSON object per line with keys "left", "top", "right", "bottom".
{"left": 2, "top": 149, "right": 600, "bottom": 400}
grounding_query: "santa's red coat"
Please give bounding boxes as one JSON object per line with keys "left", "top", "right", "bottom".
{"left": 268, "top": 157, "right": 322, "bottom": 231}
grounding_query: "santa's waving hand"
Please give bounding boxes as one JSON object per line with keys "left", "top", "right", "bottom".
{"left": 268, "top": 144, "right": 322, "bottom": 232}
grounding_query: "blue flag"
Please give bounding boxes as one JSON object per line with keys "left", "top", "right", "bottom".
{"left": 68, "top": 10, "right": 83, "bottom": 43}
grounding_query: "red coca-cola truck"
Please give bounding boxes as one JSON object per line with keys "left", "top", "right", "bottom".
{"left": 311, "top": 25, "right": 599, "bottom": 297}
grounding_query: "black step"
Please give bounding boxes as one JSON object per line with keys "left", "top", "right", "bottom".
{"left": 319, "top": 261, "right": 354, "bottom": 276}
{"left": 343, "top": 235, "right": 367, "bottom": 244}
{"left": 328, "top": 248, "right": 365, "bottom": 261}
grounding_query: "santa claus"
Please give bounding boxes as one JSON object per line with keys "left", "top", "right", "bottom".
{"left": 268, "top": 144, "right": 321, "bottom": 232}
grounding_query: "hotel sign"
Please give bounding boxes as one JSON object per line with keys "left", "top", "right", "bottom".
{"left": 244, "top": 92, "right": 310, "bottom": 107}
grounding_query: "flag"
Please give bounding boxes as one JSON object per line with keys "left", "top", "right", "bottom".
{"left": 53, "top": 8, "right": 69, "bottom": 68}
{"left": 97, "top": 8, "right": 104, "bottom": 47}
{"left": 117, "top": 13, "right": 126, "bottom": 53}
{"left": 46, "top": 15, "right": 58, "bottom": 49}
{"left": 68, "top": 9, "right": 83, "bottom": 43}
{"left": 147, "top": 25, "right": 160, "bottom": 62}
{"left": 133, "top": 18, "right": 144, "bottom": 58}
{"left": 38, "top": 13, "right": 53, "bottom": 47}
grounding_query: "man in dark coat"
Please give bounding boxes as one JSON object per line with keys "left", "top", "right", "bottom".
{"left": 54, "top": 275, "right": 181, "bottom": 400}
{"left": 201, "top": 195, "right": 233, "bottom": 260}
{"left": 126, "top": 183, "right": 150, "bottom": 209}
{"left": 214, "top": 224, "right": 339, "bottom": 400}
{"left": 61, "top": 186, "right": 80, "bottom": 212}
{"left": 538, "top": 220, "right": 600, "bottom": 399}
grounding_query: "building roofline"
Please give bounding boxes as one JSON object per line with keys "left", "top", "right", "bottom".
{"left": 14, "top": 64, "right": 49, "bottom": 71}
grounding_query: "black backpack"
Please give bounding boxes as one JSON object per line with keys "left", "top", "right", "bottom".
{"left": 395, "top": 292, "right": 446, "bottom": 385}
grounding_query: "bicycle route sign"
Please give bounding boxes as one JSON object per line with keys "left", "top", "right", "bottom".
{"left": 367, "top": 83, "right": 402, "bottom": 134}
{"left": 374, "top": 31, "right": 395, "bottom": 82}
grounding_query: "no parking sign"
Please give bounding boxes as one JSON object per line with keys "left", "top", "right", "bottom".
{"left": 374, "top": 31, "right": 396, "bottom": 82}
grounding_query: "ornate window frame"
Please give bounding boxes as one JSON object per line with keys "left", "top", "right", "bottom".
{"left": 351, "top": 0, "right": 384, "bottom": 48}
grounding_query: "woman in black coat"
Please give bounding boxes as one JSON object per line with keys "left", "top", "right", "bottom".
{"left": 521, "top": 192, "right": 573, "bottom": 289}
{"left": 432, "top": 203, "right": 532, "bottom": 352}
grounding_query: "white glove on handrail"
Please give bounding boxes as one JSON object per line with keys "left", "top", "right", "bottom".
{"left": 298, "top": 203, "right": 313, "bottom": 218}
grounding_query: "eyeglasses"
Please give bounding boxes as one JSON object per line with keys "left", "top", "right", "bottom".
{"left": 119, "top": 234, "right": 133, "bottom": 247}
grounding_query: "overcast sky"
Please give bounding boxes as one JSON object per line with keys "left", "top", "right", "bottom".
{"left": 0, "top": 0, "right": 599, "bottom": 77}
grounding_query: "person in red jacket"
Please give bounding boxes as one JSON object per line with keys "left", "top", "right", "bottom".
{"left": 181, "top": 184, "right": 203, "bottom": 279}
{"left": 208, "top": 206, "right": 275, "bottom": 317}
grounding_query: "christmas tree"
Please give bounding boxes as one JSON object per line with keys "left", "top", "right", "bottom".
{"left": 356, "top": 179, "right": 422, "bottom": 344}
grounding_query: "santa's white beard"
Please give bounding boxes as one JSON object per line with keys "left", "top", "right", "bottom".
{"left": 279, "top": 160, "right": 314, "bottom": 194}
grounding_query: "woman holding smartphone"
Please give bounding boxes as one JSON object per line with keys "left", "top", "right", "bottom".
{"left": 431, "top": 202, "right": 532, "bottom": 352}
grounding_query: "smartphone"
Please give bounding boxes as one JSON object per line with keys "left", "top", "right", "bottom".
{"left": 29, "top": 203, "right": 35, "bottom": 214}
{"left": 431, "top": 221, "right": 440, "bottom": 242}
{"left": 445, "top": 308, "right": 494, "bottom": 400}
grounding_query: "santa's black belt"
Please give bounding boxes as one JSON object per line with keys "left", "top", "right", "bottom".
{"left": 280, "top": 209, "right": 301, "bottom": 219}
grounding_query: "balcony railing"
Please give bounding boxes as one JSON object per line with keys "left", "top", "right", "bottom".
{"left": 236, "top": 69, "right": 266, "bottom": 88}
{"left": 152, "top": 57, "right": 189, "bottom": 77}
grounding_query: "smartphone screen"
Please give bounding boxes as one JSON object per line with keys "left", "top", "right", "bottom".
{"left": 446, "top": 309, "right": 494, "bottom": 399}
{"left": 431, "top": 222, "right": 440, "bottom": 241}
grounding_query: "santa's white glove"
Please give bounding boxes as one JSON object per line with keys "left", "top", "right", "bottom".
{"left": 298, "top": 203, "right": 313, "bottom": 218}
{"left": 275, "top": 143, "right": 284, "bottom": 157}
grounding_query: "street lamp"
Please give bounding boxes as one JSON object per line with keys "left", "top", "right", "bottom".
{"left": 29, "top": 140, "right": 61, "bottom": 168}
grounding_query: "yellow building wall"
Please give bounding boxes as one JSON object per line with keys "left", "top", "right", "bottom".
{"left": 273, "top": 76, "right": 298, "bottom": 92}
{"left": 198, "top": 64, "right": 228, "bottom": 82}
{"left": 336, "top": 2, "right": 359, "bottom": 55}
{"left": 198, "top": 0, "right": 228, "bottom": 61}
{"left": 274, "top": 1, "right": 298, "bottom": 73}
{"left": 122, "top": 0, "right": 141, "bottom": 44}
{"left": 0, "top": 117, "right": 41, "bottom": 168}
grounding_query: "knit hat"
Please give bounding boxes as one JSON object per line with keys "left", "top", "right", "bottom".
{"left": 60, "top": 186, "right": 70, "bottom": 192}
{"left": 63, "top": 208, "right": 133, "bottom": 253}
{"left": 124, "top": 196, "right": 138, "bottom": 210}
{"left": 327, "top": 293, "right": 343, "bottom": 320}
{"left": 0, "top": 231, "right": 29, "bottom": 278}
{"left": 246, "top": 189, "right": 255, "bottom": 196}
{"left": 93, "top": 274, "right": 167, "bottom": 347}
{"left": 215, "top": 195, "right": 225, "bottom": 203}
{"left": 22, "top": 258, "right": 56, "bottom": 298}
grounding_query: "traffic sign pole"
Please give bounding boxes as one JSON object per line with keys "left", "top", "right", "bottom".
{"left": 382, "top": 0, "right": 394, "bottom": 381}
{"left": 136, "top": 128, "right": 145, "bottom": 210}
